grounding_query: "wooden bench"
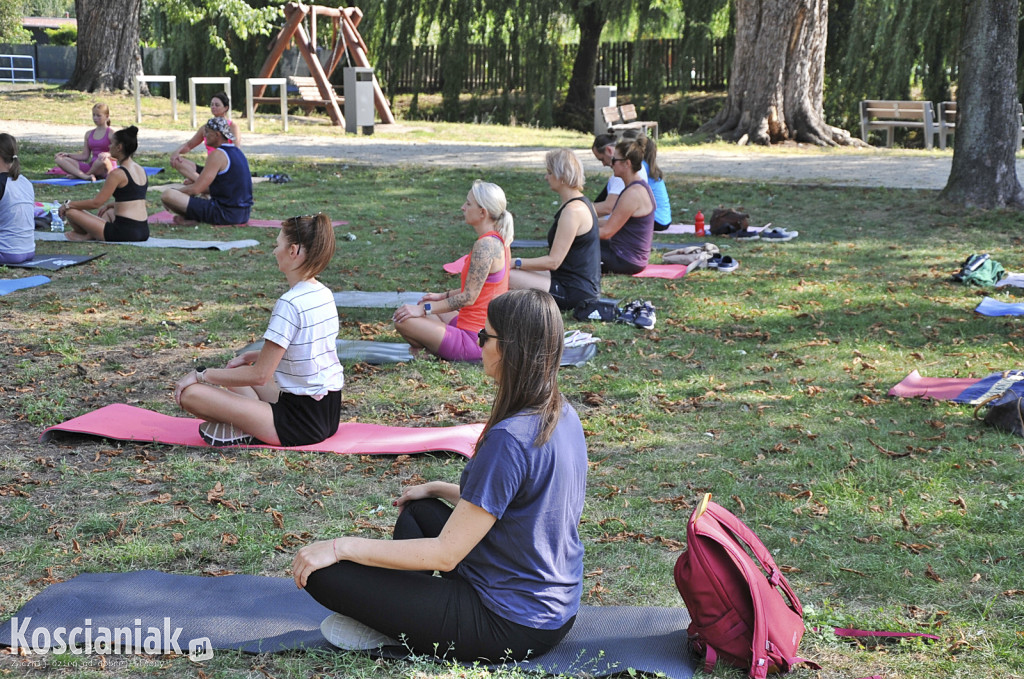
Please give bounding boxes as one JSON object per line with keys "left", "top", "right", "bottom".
{"left": 938, "top": 100, "right": 1024, "bottom": 150}
{"left": 252, "top": 76, "right": 344, "bottom": 114}
{"left": 601, "top": 103, "right": 659, "bottom": 139}
{"left": 859, "top": 100, "right": 936, "bottom": 149}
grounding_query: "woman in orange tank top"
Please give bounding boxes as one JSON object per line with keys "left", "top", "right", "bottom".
{"left": 393, "top": 180, "right": 513, "bottom": 362}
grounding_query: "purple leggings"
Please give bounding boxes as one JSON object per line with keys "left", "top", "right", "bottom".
{"left": 0, "top": 251, "right": 34, "bottom": 265}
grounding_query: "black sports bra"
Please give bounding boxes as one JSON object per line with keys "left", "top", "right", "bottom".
{"left": 112, "top": 167, "right": 148, "bottom": 202}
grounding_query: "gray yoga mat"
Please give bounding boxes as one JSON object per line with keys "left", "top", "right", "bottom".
{"left": 0, "top": 571, "right": 694, "bottom": 679}
{"left": 3, "top": 253, "right": 105, "bottom": 271}
{"left": 34, "top": 231, "right": 259, "bottom": 251}
{"left": 334, "top": 291, "right": 427, "bottom": 308}
{"left": 239, "top": 339, "right": 596, "bottom": 367}
{"left": 513, "top": 238, "right": 704, "bottom": 251}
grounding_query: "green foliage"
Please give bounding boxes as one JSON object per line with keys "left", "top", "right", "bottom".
{"left": 20, "top": 0, "right": 74, "bottom": 16}
{"left": 44, "top": 24, "right": 77, "bottom": 46}
{"left": 0, "top": 2, "right": 30, "bottom": 43}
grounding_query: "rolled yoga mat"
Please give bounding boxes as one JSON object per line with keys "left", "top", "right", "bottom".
{"left": 0, "top": 571, "right": 695, "bottom": 679}
{"left": 41, "top": 403, "right": 484, "bottom": 458}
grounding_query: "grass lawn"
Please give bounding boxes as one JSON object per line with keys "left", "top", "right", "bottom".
{"left": 1, "top": 112, "right": 1023, "bottom": 677}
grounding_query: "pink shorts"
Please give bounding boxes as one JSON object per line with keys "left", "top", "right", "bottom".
{"left": 435, "top": 316, "right": 482, "bottom": 362}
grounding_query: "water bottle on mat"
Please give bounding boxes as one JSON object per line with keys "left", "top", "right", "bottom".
{"left": 50, "top": 204, "right": 65, "bottom": 232}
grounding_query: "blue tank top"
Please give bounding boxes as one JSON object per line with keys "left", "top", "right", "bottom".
{"left": 210, "top": 145, "right": 253, "bottom": 209}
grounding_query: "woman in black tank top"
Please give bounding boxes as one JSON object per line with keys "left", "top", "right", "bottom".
{"left": 61, "top": 126, "right": 149, "bottom": 242}
{"left": 509, "top": 149, "right": 601, "bottom": 310}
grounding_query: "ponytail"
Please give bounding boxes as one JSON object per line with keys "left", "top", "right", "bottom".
{"left": 622, "top": 129, "right": 662, "bottom": 180}
{"left": 471, "top": 179, "right": 515, "bottom": 244}
{"left": 0, "top": 133, "right": 20, "bottom": 180}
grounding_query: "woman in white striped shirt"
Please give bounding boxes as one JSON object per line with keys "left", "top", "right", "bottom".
{"left": 174, "top": 214, "right": 344, "bottom": 447}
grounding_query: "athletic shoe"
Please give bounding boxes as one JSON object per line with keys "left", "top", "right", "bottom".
{"left": 633, "top": 301, "right": 656, "bottom": 329}
{"left": 732, "top": 229, "right": 760, "bottom": 240}
{"left": 715, "top": 256, "right": 739, "bottom": 273}
{"left": 320, "top": 613, "right": 400, "bottom": 650}
{"left": 616, "top": 299, "right": 641, "bottom": 325}
{"left": 198, "top": 421, "right": 254, "bottom": 447}
{"left": 759, "top": 227, "right": 798, "bottom": 242}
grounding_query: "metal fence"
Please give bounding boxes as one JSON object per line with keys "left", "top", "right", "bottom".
{"left": 387, "top": 38, "right": 731, "bottom": 93}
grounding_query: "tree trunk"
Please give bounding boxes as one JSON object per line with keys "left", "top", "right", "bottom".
{"left": 556, "top": 1, "right": 607, "bottom": 132}
{"left": 940, "top": 0, "right": 1024, "bottom": 208}
{"left": 67, "top": 0, "right": 144, "bottom": 92}
{"left": 703, "top": 0, "right": 855, "bottom": 146}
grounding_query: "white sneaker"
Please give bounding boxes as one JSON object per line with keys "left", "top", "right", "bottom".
{"left": 198, "top": 420, "right": 254, "bottom": 447}
{"left": 320, "top": 613, "right": 400, "bottom": 650}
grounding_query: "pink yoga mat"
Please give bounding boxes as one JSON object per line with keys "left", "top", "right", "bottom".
{"left": 41, "top": 403, "right": 483, "bottom": 457}
{"left": 887, "top": 370, "right": 982, "bottom": 400}
{"left": 148, "top": 211, "right": 348, "bottom": 228}
{"left": 443, "top": 256, "right": 688, "bottom": 279}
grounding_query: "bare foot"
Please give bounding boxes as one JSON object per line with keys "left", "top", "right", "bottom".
{"left": 66, "top": 231, "right": 93, "bottom": 242}
{"left": 172, "top": 214, "right": 199, "bottom": 226}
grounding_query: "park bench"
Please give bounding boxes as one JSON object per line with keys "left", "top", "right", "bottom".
{"left": 602, "top": 103, "right": 659, "bottom": 139}
{"left": 937, "top": 101, "right": 1024, "bottom": 150}
{"left": 859, "top": 100, "right": 936, "bottom": 149}
{"left": 252, "top": 76, "right": 344, "bottom": 114}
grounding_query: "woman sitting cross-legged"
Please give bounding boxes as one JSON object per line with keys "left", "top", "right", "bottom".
{"left": 293, "top": 288, "right": 588, "bottom": 662}
{"left": 60, "top": 126, "right": 150, "bottom": 243}
{"left": 598, "top": 138, "right": 655, "bottom": 275}
{"left": 174, "top": 214, "right": 344, "bottom": 447}
{"left": 509, "top": 148, "right": 600, "bottom": 311}
{"left": 392, "top": 180, "right": 512, "bottom": 362}
{"left": 0, "top": 133, "right": 35, "bottom": 265}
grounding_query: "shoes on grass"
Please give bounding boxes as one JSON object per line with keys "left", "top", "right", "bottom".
{"left": 264, "top": 173, "right": 292, "bottom": 184}
{"left": 707, "top": 255, "right": 739, "bottom": 273}
{"left": 731, "top": 229, "right": 760, "bottom": 240}
{"left": 617, "top": 299, "right": 656, "bottom": 329}
{"left": 759, "top": 227, "right": 798, "bottom": 242}
{"left": 320, "top": 613, "right": 400, "bottom": 650}
{"left": 198, "top": 420, "right": 255, "bottom": 447}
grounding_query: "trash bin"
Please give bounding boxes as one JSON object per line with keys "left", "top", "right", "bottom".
{"left": 344, "top": 67, "right": 375, "bottom": 135}
{"left": 594, "top": 85, "right": 617, "bottom": 136}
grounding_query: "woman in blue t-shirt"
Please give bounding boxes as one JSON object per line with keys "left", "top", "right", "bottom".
{"left": 293, "top": 289, "right": 588, "bottom": 662}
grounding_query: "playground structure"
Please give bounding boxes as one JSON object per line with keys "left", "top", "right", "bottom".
{"left": 251, "top": 2, "right": 395, "bottom": 128}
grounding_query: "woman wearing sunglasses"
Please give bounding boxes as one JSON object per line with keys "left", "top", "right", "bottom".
{"left": 294, "top": 289, "right": 588, "bottom": 662}
{"left": 598, "top": 138, "right": 655, "bottom": 274}
{"left": 174, "top": 214, "right": 344, "bottom": 447}
{"left": 393, "top": 180, "right": 512, "bottom": 362}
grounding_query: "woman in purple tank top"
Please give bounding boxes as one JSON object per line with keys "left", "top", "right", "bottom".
{"left": 598, "top": 138, "right": 655, "bottom": 274}
{"left": 54, "top": 103, "right": 115, "bottom": 181}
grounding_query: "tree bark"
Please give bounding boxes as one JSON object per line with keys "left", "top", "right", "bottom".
{"left": 556, "top": 1, "right": 607, "bottom": 132}
{"left": 703, "top": 0, "right": 855, "bottom": 146}
{"left": 67, "top": 0, "right": 144, "bottom": 92}
{"left": 940, "top": 0, "right": 1024, "bottom": 208}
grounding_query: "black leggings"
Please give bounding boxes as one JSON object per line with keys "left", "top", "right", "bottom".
{"left": 303, "top": 498, "right": 575, "bottom": 662}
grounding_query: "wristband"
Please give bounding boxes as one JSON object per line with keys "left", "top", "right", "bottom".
{"left": 423, "top": 303, "right": 432, "bottom": 315}
{"left": 514, "top": 257, "right": 522, "bottom": 270}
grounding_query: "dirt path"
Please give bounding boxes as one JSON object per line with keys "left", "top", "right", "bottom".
{"left": 4, "top": 119, "right": 986, "bottom": 190}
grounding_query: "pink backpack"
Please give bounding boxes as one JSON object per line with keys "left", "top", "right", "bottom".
{"left": 674, "top": 495, "right": 815, "bottom": 679}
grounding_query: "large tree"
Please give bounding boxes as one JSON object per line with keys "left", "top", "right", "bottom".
{"left": 940, "top": 0, "right": 1024, "bottom": 208}
{"left": 66, "top": 0, "right": 144, "bottom": 91}
{"left": 703, "top": 0, "right": 855, "bottom": 145}
{"left": 557, "top": 0, "right": 610, "bottom": 131}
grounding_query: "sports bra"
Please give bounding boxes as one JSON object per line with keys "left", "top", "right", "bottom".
{"left": 112, "top": 167, "right": 148, "bottom": 202}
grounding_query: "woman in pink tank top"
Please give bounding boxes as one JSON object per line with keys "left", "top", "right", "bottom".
{"left": 170, "top": 91, "right": 241, "bottom": 183}
{"left": 53, "top": 102, "right": 116, "bottom": 181}
{"left": 393, "top": 180, "right": 513, "bottom": 362}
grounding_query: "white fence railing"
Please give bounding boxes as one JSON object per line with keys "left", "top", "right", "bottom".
{"left": 0, "top": 54, "right": 36, "bottom": 83}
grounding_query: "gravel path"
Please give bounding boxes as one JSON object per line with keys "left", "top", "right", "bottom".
{"left": 3, "top": 119, "right": 989, "bottom": 190}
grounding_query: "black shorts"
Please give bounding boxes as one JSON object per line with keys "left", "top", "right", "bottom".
{"left": 105, "top": 215, "right": 149, "bottom": 242}
{"left": 271, "top": 390, "right": 342, "bottom": 447}
{"left": 186, "top": 196, "right": 250, "bottom": 226}
{"left": 549, "top": 277, "right": 595, "bottom": 312}
{"left": 600, "top": 240, "right": 645, "bottom": 275}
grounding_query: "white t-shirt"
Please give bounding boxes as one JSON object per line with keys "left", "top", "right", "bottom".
{"left": 605, "top": 164, "right": 648, "bottom": 197}
{"left": 264, "top": 280, "right": 344, "bottom": 396}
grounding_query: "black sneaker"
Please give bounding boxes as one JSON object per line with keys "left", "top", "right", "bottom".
{"left": 633, "top": 301, "right": 656, "bottom": 329}
{"left": 617, "top": 300, "right": 641, "bottom": 325}
{"left": 199, "top": 421, "right": 255, "bottom": 447}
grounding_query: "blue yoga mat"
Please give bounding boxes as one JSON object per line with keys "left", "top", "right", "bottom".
{"left": 32, "top": 166, "right": 164, "bottom": 186}
{"left": 0, "top": 275, "right": 50, "bottom": 295}
{"left": 975, "top": 296, "right": 1024, "bottom": 317}
{"left": 0, "top": 571, "right": 694, "bottom": 678}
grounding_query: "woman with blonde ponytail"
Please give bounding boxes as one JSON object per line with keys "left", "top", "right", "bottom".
{"left": 0, "top": 133, "right": 35, "bottom": 265}
{"left": 394, "top": 180, "right": 512, "bottom": 362}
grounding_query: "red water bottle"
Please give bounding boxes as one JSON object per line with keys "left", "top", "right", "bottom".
{"left": 695, "top": 210, "right": 705, "bottom": 237}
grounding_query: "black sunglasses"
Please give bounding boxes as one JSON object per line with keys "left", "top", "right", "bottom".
{"left": 477, "top": 328, "right": 501, "bottom": 347}
{"left": 611, "top": 157, "right": 629, "bottom": 164}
